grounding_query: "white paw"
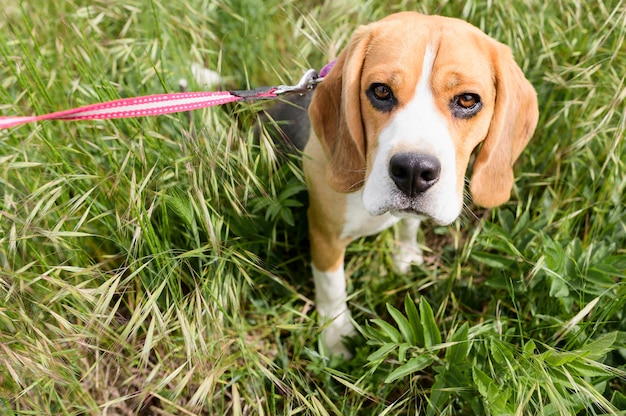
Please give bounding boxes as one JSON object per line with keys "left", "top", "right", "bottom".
{"left": 391, "top": 244, "right": 424, "bottom": 274}
{"left": 320, "top": 311, "right": 355, "bottom": 358}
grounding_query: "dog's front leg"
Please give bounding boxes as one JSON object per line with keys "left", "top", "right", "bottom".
{"left": 312, "top": 264, "right": 354, "bottom": 358}
{"left": 392, "top": 217, "right": 424, "bottom": 274}
{"left": 308, "top": 214, "right": 355, "bottom": 358}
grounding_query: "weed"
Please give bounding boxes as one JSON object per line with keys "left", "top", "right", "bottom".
{"left": 1, "top": 0, "right": 624, "bottom": 414}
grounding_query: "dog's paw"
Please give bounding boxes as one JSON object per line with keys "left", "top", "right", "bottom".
{"left": 320, "top": 312, "right": 356, "bottom": 359}
{"left": 391, "top": 244, "right": 424, "bottom": 274}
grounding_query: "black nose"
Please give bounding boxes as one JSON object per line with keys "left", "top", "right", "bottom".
{"left": 389, "top": 153, "right": 441, "bottom": 197}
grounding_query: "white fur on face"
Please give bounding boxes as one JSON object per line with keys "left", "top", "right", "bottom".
{"left": 362, "top": 45, "right": 462, "bottom": 225}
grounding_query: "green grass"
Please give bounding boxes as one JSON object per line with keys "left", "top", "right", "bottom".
{"left": 1, "top": 0, "right": 625, "bottom": 414}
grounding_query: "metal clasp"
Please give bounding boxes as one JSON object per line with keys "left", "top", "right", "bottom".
{"left": 275, "top": 69, "right": 320, "bottom": 96}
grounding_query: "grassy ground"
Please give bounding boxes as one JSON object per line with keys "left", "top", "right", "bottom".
{"left": 1, "top": 0, "right": 625, "bottom": 414}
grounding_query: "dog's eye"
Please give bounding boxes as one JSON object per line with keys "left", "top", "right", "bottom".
{"left": 367, "top": 83, "right": 397, "bottom": 112}
{"left": 372, "top": 84, "right": 392, "bottom": 100}
{"left": 451, "top": 93, "right": 482, "bottom": 118}
{"left": 457, "top": 94, "right": 478, "bottom": 108}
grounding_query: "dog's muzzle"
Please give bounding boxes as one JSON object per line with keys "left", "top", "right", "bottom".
{"left": 389, "top": 152, "right": 441, "bottom": 198}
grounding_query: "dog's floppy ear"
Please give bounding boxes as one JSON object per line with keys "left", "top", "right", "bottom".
{"left": 469, "top": 42, "right": 539, "bottom": 207}
{"left": 308, "top": 26, "right": 372, "bottom": 193}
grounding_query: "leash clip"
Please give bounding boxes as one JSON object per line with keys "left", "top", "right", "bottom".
{"left": 275, "top": 69, "right": 320, "bottom": 96}
{"left": 229, "top": 86, "right": 278, "bottom": 100}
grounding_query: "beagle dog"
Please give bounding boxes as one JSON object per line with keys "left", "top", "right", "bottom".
{"left": 262, "top": 11, "right": 539, "bottom": 357}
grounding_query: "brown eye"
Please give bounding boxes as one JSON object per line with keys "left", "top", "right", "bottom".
{"left": 451, "top": 93, "right": 482, "bottom": 119}
{"left": 457, "top": 94, "right": 477, "bottom": 108}
{"left": 367, "top": 83, "right": 397, "bottom": 112}
{"left": 373, "top": 84, "right": 392, "bottom": 100}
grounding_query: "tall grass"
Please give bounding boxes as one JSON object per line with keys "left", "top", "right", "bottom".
{"left": 1, "top": 0, "right": 625, "bottom": 414}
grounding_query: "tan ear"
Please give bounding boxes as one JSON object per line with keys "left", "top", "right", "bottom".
{"left": 470, "top": 43, "right": 539, "bottom": 207}
{"left": 308, "top": 26, "right": 372, "bottom": 193}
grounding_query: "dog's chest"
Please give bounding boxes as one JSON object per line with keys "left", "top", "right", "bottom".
{"left": 339, "top": 191, "right": 400, "bottom": 240}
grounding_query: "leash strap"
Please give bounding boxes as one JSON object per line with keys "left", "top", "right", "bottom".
{"left": 0, "top": 64, "right": 333, "bottom": 130}
{"left": 0, "top": 91, "right": 246, "bottom": 129}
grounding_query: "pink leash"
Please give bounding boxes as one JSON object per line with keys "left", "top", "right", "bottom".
{"left": 0, "top": 64, "right": 334, "bottom": 130}
{"left": 0, "top": 91, "right": 246, "bottom": 129}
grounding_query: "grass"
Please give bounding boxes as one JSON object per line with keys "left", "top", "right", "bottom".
{"left": 1, "top": 0, "right": 625, "bottom": 414}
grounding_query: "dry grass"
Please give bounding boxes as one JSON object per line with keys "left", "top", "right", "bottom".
{"left": 1, "top": 0, "right": 625, "bottom": 414}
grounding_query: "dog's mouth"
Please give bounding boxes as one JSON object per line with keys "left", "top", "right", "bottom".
{"left": 392, "top": 208, "right": 429, "bottom": 219}
{"left": 368, "top": 198, "right": 431, "bottom": 219}
{"left": 366, "top": 201, "right": 459, "bottom": 226}
{"left": 362, "top": 181, "right": 462, "bottom": 226}
{"left": 385, "top": 197, "right": 460, "bottom": 226}
{"left": 384, "top": 193, "right": 434, "bottom": 218}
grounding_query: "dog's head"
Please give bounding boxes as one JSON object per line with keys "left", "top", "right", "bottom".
{"left": 309, "top": 12, "right": 538, "bottom": 225}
